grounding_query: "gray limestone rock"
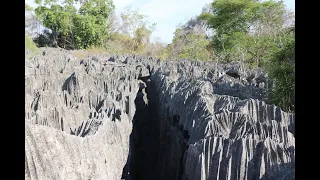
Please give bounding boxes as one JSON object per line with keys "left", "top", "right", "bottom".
{"left": 25, "top": 47, "right": 294, "bottom": 180}
{"left": 25, "top": 48, "right": 142, "bottom": 179}
{"left": 150, "top": 60, "right": 294, "bottom": 180}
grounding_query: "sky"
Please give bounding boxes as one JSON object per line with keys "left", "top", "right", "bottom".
{"left": 26, "top": 0, "right": 295, "bottom": 44}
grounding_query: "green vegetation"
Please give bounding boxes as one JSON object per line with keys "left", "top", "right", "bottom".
{"left": 24, "top": 35, "right": 38, "bottom": 50}
{"left": 34, "top": 0, "right": 115, "bottom": 49}
{"left": 199, "top": 0, "right": 290, "bottom": 65}
{"left": 105, "top": 6, "right": 159, "bottom": 55}
{"left": 30, "top": 1, "right": 162, "bottom": 55}
{"left": 197, "top": 0, "right": 295, "bottom": 112}
{"left": 267, "top": 26, "right": 295, "bottom": 112}
{"left": 25, "top": 35, "right": 40, "bottom": 58}
{"left": 25, "top": 34, "right": 39, "bottom": 51}
{"left": 161, "top": 24, "right": 212, "bottom": 61}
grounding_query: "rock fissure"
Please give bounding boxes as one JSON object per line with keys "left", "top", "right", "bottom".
{"left": 123, "top": 76, "right": 161, "bottom": 180}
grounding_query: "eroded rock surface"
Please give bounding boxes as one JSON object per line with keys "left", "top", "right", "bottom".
{"left": 25, "top": 48, "right": 149, "bottom": 179}
{"left": 151, "top": 61, "right": 294, "bottom": 180}
{"left": 25, "top": 48, "right": 294, "bottom": 180}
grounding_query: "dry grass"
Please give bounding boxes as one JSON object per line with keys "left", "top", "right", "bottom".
{"left": 72, "top": 47, "right": 110, "bottom": 59}
{"left": 25, "top": 35, "right": 41, "bottom": 58}
{"left": 72, "top": 44, "right": 163, "bottom": 60}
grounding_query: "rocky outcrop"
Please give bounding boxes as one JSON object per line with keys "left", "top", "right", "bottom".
{"left": 25, "top": 48, "right": 294, "bottom": 180}
{"left": 151, "top": 60, "right": 294, "bottom": 180}
{"left": 25, "top": 48, "right": 149, "bottom": 179}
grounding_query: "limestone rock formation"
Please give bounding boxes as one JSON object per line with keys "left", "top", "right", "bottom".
{"left": 25, "top": 48, "right": 144, "bottom": 179}
{"left": 25, "top": 48, "right": 294, "bottom": 180}
{"left": 150, "top": 60, "right": 294, "bottom": 180}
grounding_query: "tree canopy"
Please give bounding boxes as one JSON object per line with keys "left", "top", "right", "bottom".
{"left": 200, "top": 0, "right": 290, "bottom": 65}
{"left": 161, "top": 14, "right": 212, "bottom": 61}
{"left": 34, "top": 0, "right": 115, "bottom": 49}
{"left": 105, "top": 6, "right": 157, "bottom": 54}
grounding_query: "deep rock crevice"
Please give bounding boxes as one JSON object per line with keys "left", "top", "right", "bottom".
{"left": 124, "top": 74, "right": 194, "bottom": 180}
{"left": 122, "top": 75, "right": 161, "bottom": 180}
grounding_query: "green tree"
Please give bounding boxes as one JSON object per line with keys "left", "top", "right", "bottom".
{"left": 34, "top": 0, "right": 114, "bottom": 49}
{"left": 200, "top": 0, "right": 295, "bottom": 111}
{"left": 105, "top": 6, "right": 156, "bottom": 54}
{"left": 132, "top": 24, "right": 153, "bottom": 52}
{"left": 134, "top": 0, "right": 294, "bottom": 110}
{"left": 200, "top": 0, "right": 287, "bottom": 66}
{"left": 267, "top": 26, "right": 295, "bottom": 112}
{"left": 161, "top": 16, "right": 212, "bottom": 61}
{"left": 118, "top": 6, "right": 149, "bottom": 37}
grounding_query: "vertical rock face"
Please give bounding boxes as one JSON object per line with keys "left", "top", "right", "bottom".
{"left": 25, "top": 48, "right": 294, "bottom": 180}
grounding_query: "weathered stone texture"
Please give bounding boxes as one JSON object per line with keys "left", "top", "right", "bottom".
{"left": 25, "top": 48, "right": 294, "bottom": 180}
